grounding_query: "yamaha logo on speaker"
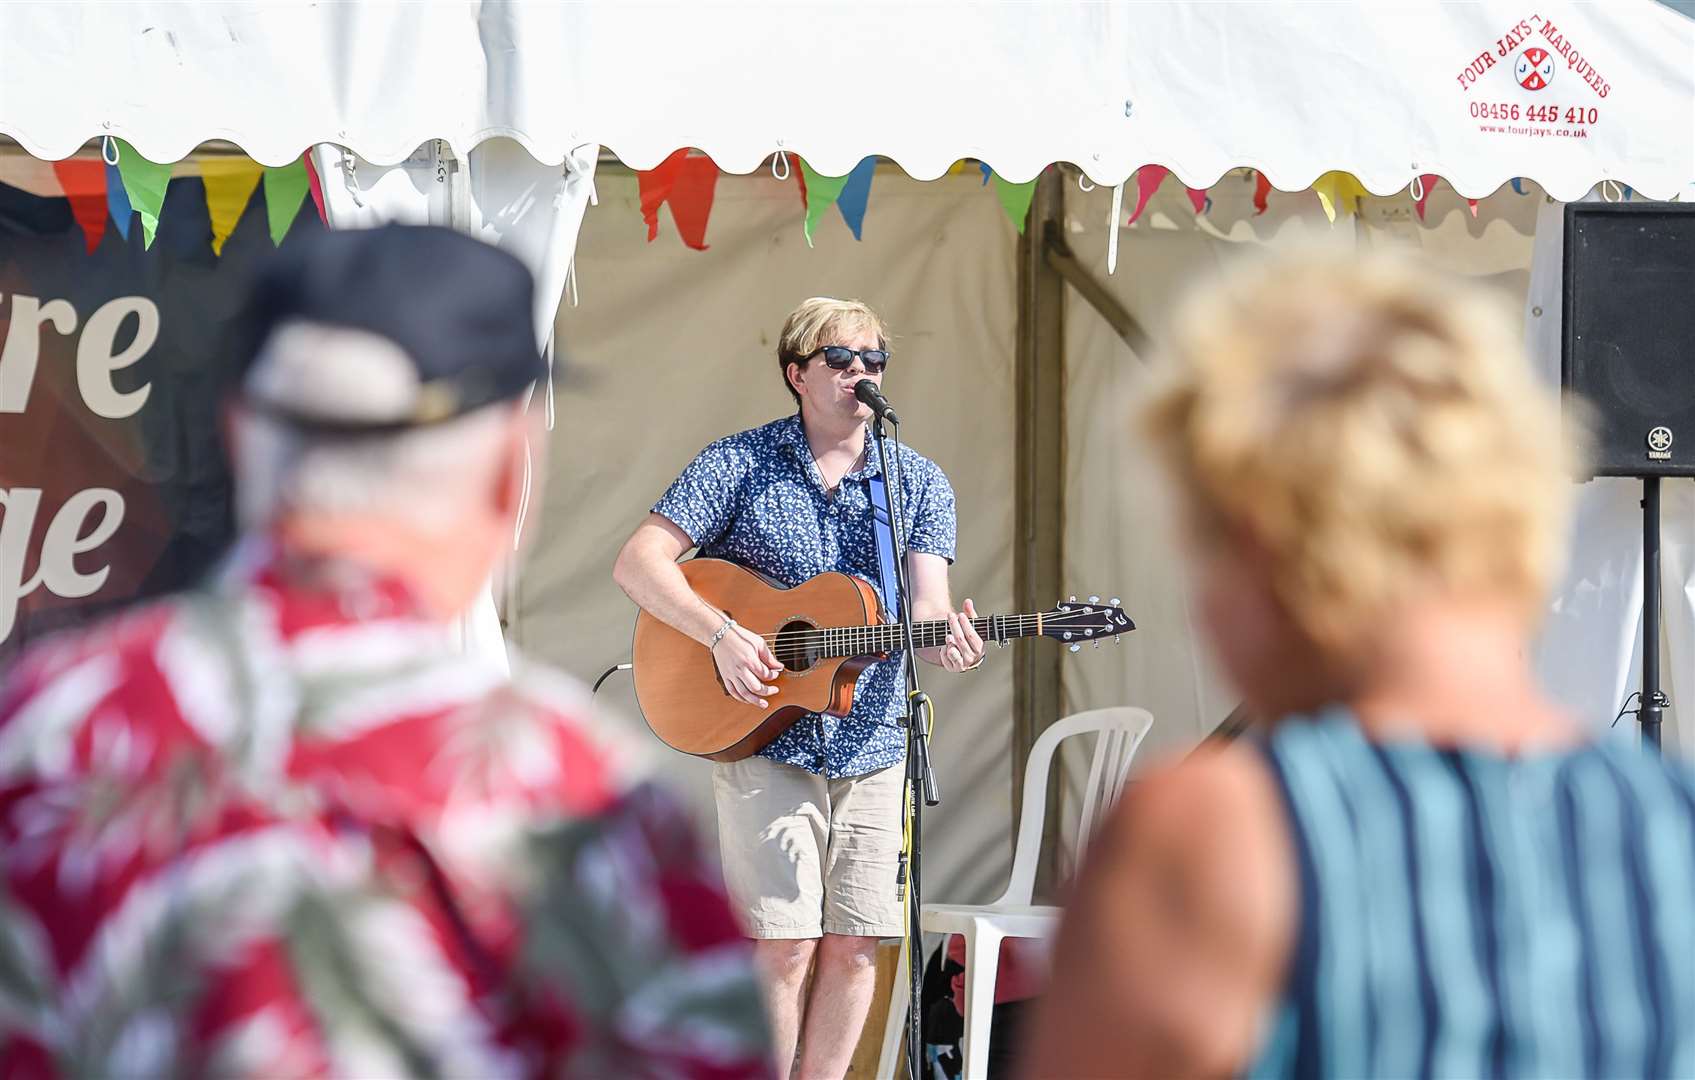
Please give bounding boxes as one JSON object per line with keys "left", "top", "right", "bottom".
{"left": 1647, "top": 426, "right": 1674, "bottom": 460}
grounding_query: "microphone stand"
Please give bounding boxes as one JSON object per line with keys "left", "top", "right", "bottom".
{"left": 868, "top": 410, "right": 938, "bottom": 1080}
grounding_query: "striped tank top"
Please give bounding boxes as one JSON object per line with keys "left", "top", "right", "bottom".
{"left": 1249, "top": 710, "right": 1695, "bottom": 1079}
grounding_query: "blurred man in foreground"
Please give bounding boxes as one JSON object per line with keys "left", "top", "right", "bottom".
{"left": 0, "top": 225, "right": 769, "bottom": 1077}
{"left": 1024, "top": 251, "right": 1695, "bottom": 1078}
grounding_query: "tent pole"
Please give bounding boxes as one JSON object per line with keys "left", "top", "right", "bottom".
{"left": 1013, "top": 168, "right": 1067, "bottom": 896}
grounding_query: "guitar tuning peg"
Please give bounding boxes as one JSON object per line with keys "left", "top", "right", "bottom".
{"left": 1069, "top": 643, "right": 1081, "bottom": 653}
{"left": 1089, "top": 595, "right": 1100, "bottom": 604}
{"left": 1068, "top": 595, "right": 1077, "bottom": 602}
{"left": 1110, "top": 597, "right": 1121, "bottom": 607}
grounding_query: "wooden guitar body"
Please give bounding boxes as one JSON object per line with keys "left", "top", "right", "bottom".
{"left": 632, "top": 559, "right": 884, "bottom": 761}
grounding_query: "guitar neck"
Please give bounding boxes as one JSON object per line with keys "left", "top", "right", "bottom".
{"left": 815, "top": 615, "right": 1043, "bottom": 659}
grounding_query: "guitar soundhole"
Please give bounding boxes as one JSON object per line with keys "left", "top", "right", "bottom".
{"left": 772, "top": 620, "right": 822, "bottom": 673}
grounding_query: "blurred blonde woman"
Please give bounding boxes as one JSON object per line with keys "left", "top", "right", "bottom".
{"left": 1023, "top": 251, "right": 1695, "bottom": 1079}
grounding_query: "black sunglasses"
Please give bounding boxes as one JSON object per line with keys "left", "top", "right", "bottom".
{"left": 804, "top": 345, "right": 891, "bottom": 374}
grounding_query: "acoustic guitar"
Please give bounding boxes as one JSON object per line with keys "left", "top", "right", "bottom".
{"left": 632, "top": 558, "right": 1136, "bottom": 761}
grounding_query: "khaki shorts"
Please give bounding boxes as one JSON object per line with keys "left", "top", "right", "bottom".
{"left": 713, "top": 758, "right": 906, "bottom": 939}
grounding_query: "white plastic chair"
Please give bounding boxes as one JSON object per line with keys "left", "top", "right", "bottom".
{"left": 875, "top": 706, "right": 1154, "bottom": 1079}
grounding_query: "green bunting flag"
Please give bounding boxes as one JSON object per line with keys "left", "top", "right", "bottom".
{"left": 113, "top": 140, "right": 173, "bottom": 249}
{"left": 798, "top": 159, "right": 851, "bottom": 247}
{"left": 262, "top": 159, "right": 310, "bottom": 245}
{"left": 992, "top": 173, "right": 1038, "bottom": 234}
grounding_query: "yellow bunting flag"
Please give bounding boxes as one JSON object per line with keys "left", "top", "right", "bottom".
{"left": 199, "top": 159, "right": 264, "bottom": 255}
{"left": 1311, "top": 170, "right": 1371, "bottom": 224}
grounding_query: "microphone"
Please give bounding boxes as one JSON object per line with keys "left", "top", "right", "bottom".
{"left": 854, "top": 379, "right": 900, "bottom": 424}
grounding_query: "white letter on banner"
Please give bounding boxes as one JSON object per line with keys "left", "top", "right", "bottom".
{"left": 0, "top": 487, "right": 126, "bottom": 645}
{"left": 37, "top": 488, "right": 124, "bottom": 599}
{"left": 77, "top": 297, "right": 158, "bottom": 419}
{"left": 0, "top": 487, "right": 44, "bottom": 644}
{"left": 0, "top": 295, "right": 79, "bottom": 414}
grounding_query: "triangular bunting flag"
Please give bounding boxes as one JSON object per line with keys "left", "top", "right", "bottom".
{"left": 1254, "top": 171, "right": 1273, "bottom": 216}
{"left": 979, "top": 161, "right": 993, "bottom": 186}
{"left": 107, "top": 162, "right": 133, "bottom": 240}
{"left": 992, "top": 174, "right": 1038, "bottom": 234}
{"left": 200, "top": 158, "right": 263, "bottom": 255}
{"left": 1185, "top": 184, "right": 1208, "bottom": 215}
{"left": 262, "top": 159, "right": 310, "bottom": 245}
{"left": 1467, "top": 197, "right": 1479, "bottom": 217}
{"left": 1311, "top": 170, "right": 1370, "bottom": 224}
{"left": 1414, "top": 173, "right": 1441, "bottom": 222}
{"left": 303, "top": 152, "right": 328, "bottom": 224}
{"left": 799, "top": 159, "right": 851, "bottom": 246}
{"left": 1127, "top": 165, "right": 1168, "bottom": 226}
{"left": 114, "top": 139, "right": 173, "bottom": 248}
{"left": 1510, "top": 177, "right": 1526, "bottom": 195}
{"left": 637, "top": 149, "right": 720, "bottom": 250}
{"left": 51, "top": 159, "right": 107, "bottom": 253}
{"left": 836, "top": 157, "right": 876, "bottom": 241}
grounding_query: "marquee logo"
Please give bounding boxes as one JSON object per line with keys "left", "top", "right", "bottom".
{"left": 1515, "top": 47, "right": 1555, "bottom": 91}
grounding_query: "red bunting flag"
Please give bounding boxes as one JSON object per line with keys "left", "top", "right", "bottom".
{"left": 1126, "top": 165, "right": 1211, "bottom": 225}
{"left": 1126, "top": 165, "right": 1167, "bottom": 226}
{"left": 637, "top": 149, "right": 720, "bottom": 250}
{"left": 1467, "top": 198, "right": 1479, "bottom": 218}
{"left": 1254, "top": 171, "right": 1273, "bottom": 216}
{"left": 51, "top": 159, "right": 108, "bottom": 253}
{"left": 1413, "top": 173, "right": 1441, "bottom": 222}
{"left": 303, "top": 152, "right": 328, "bottom": 224}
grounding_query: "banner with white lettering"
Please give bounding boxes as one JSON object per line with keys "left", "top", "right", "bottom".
{"left": 0, "top": 177, "right": 322, "bottom": 660}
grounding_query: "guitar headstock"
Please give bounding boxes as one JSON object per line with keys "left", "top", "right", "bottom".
{"left": 1042, "top": 595, "right": 1135, "bottom": 650}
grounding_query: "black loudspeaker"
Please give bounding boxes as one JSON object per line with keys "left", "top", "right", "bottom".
{"left": 1563, "top": 203, "right": 1695, "bottom": 478}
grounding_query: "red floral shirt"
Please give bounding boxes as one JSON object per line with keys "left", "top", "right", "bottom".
{"left": 0, "top": 539, "right": 769, "bottom": 1078}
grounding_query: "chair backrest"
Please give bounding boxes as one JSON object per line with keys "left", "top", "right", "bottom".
{"left": 997, "top": 706, "right": 1153, "bottom": 906}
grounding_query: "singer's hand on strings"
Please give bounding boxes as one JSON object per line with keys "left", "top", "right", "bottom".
{"left": 941, "top": 598, "right": 986, "bottom": 672}
{"left": 713, "top": 623, "right": 783, "bottom": 707}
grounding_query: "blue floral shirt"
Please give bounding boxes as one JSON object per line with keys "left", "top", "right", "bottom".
{"left": 652, "top": 413, "right": 957, "bottom": 777}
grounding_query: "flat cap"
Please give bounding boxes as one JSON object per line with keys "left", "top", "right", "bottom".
{"left": 238, "top": 224, "right": 545, "bottom": 433}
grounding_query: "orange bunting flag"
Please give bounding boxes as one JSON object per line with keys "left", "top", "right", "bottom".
{"left": 1254, "top": 171, "right": 1273, "bottom": 216}
{"left": 638, "top": 149, "right": 720, "bottom": 250}
{"left": 51, "top": 159, "right": 107, "bottom": 253}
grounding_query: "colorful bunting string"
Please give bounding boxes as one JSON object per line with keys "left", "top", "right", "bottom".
{"left": 638, "top": 149, "right": 720, "bottom": 250}
{"left": 200, "top": 159, "right": 263, "bottom": 255}
{"left": 113, "top": 139, "right": 173, "bottom": 248}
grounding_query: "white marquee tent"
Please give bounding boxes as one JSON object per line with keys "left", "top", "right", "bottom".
{"left": 2, "top": 0, "right": 1693, "bottom": 902}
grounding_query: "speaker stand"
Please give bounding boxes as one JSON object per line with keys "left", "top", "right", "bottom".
{"left": 1639, "top": 476, "right": 1669, "bottom": 753}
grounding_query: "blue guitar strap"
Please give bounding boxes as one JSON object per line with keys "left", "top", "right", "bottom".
{"left": 867, "top": 472, "right": 901, "bottom": 622}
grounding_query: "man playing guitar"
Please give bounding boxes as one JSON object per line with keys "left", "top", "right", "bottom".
{"left": 613, "top": 297, "right": 986, "bottom": 1078}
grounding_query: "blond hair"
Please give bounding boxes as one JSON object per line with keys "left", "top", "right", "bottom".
{"left": 1140, "top": 249, "right": 1579, "bottom": 654}
{"left": 776, "top": 297, "right": 890, "bottom": 404}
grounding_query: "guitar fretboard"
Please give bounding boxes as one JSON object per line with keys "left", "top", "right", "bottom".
{"left": 778, "top": 615, "right": 1047, "bottom": 662}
